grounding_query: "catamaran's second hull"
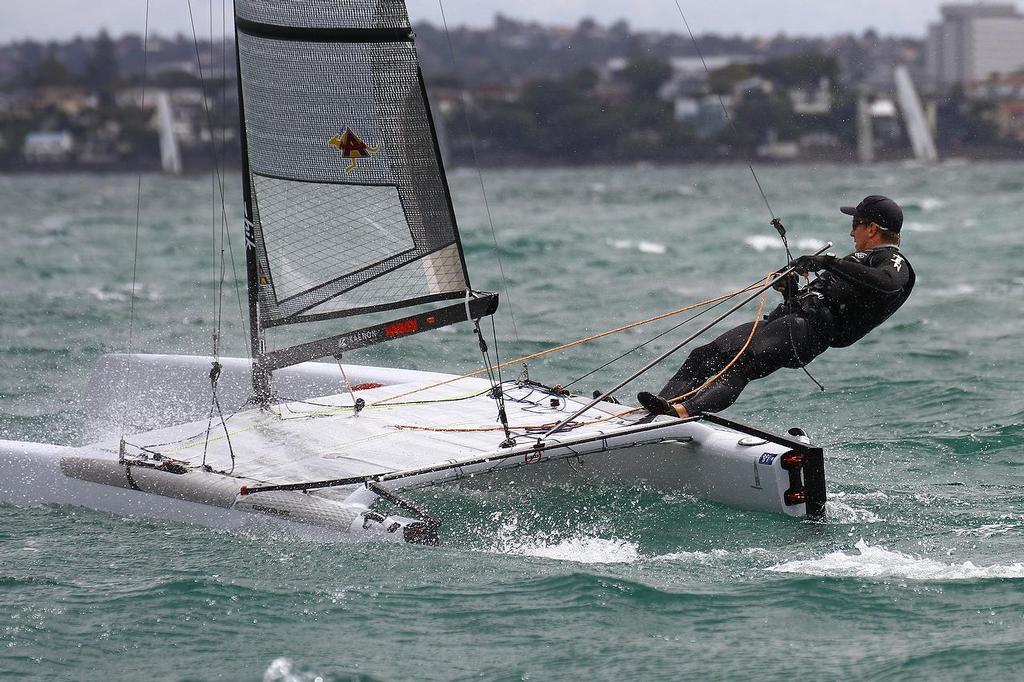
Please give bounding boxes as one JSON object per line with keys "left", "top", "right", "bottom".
{"left": 0, "top": 439, "right": 390, "bottom": 540}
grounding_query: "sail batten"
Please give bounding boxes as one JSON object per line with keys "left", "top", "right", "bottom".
{"left": 236, "top": 19, "right": 413, "bottom": 43}
{"left": 236, "top": 0, "right": 412, "bottom": 30}
{"left": 235, "top": 0, "right": 487, "bottom": 375}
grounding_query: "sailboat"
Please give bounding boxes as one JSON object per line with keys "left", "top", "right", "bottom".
{"left": 0, "top": 1, "right": 826, "bottom": 542}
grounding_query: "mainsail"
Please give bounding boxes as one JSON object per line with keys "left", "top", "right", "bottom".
{"left": 233, "top": 0, "right": 497, "bottom": 389}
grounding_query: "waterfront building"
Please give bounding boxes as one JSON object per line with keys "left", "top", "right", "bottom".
{"left": 925, "top": 3, "right": 1024, "bottom": 91}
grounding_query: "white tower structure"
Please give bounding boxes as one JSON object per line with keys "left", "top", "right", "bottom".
{"left": 925, "top": 4, "right": 1024, "bottom": 91}
{"left": 154, "top": 90, "right": 182, "bottom": 175}
{"left": 894, "top": 66, "right": 940, "bottom": 162}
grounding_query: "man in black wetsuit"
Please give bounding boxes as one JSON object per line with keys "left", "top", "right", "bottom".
{"left": 638, "top": 195, "right": 916, "bottom": 418}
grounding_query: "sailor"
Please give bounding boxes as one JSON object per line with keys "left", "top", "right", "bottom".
{"left": 638, "top": 195, "right": 915, "bottom": 418}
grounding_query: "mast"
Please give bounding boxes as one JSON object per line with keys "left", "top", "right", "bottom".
{"left": 232, "top": 14, "right": 271, "bottom": 402}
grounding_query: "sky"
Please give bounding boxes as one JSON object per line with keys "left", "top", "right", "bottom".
{"left": 1, "top": 0, "right": 1009, "bottom": 43}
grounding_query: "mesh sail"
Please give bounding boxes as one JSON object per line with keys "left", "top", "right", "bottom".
{"left": 235, "top": 0, "right": 470, "bottom": 327}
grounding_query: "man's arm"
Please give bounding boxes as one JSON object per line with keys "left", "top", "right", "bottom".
{"left": 822, "top": 252, "right": 910, "bottom": 294}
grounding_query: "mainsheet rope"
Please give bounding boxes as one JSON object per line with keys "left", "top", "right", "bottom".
{"left": 391, "top": 279, "right": 771, "bottom": 433}
{"left": 371, "top": 280, "right": 764, "bottom": 408}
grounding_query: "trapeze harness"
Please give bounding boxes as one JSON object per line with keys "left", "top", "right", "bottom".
{"left": 659, "top": 245, "right": 916, "bottom": 414}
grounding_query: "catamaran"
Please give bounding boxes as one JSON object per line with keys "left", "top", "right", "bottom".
{"left": 0, "top": 0, "right": 826, "bottom": 542}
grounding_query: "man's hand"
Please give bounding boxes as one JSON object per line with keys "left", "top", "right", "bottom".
{"left": 771, "top": 271, "right": 799, "bottom": 295}
{"left": 790, "top": 254, "right": 835, "bottom": 273}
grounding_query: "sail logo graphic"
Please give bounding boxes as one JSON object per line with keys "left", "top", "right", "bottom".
{"left": 328, "top": 127, "right": 379, "bottom": 172}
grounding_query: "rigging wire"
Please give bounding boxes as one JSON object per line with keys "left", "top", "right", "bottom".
{"left": 210, "top": 0, "right": 218, "bottom": 356}
{"left": 185, "top": 0, "right": 248, "bottom": 359}
{"left": 671, "top": 0, "right": 779, "bottom": 225}
{"left": 214, "top": 0, "right": 234, "bottom": 359}
{"left": 673, "top": 1, "right": 824, "bottom": 390}
{"left": 370, "top": 281, "right": 762, "bottom": 406}
{"left": 560, "top": 278, "right": 755, "bottom": 390}
{"left": 471, "top": 318, "right": 515, "bottom": 446}
{"left": 436, "top": 0, "right": 521, "bottom": 344}
{"left": 187, "top": 0, "right": 236, "bottom": 465}
{"left": 393, "top": 284, "right": 772, "bottom": 434}
{"left": 489, "top": 315, "right": 514, "bottom": 445}
{"left": 120, "top": 0, "right": 151, "bottom": 440}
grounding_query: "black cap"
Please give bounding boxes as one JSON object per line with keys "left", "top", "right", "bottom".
{"left": 840, "top": 195, "right": 903, "bottom": 233}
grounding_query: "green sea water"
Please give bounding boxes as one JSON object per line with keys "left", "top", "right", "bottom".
{"left": 1, "top": 163, "right": 1023, "bottom": 680}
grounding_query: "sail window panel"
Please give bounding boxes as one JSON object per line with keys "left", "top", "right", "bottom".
{"left": 235, "top": 0, "right": 410, "bottom": 30}
{"left": 239, "top": 29, "right": 469, "bottom": 325}
{"left": 253, "top": 175, "right": 416, "bottom": 302}
{"left": 297, "top": 244, "right": 468, "bottom": 318}
{"left": 238, "top": 35, "right": 392, "bottom": 185}
{"left": 237, "top": 34, "right": 458, "bottom": 252}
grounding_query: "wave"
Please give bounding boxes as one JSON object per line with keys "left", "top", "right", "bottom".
{"left": 656, "top": 548, "right": 731, "bottom": 563}
{"left": 83, "top": 283, "right": 162, "bottom": 303}
{"left": 901, "top": 197, "right": 947, "bottom": 212}
{"left": 768, "top": 539, "right": 1024, "bottom": 580}
{"left": 929, "top": 282, "right": 976, "bottom": 298}
{"left": 823, "top": 498, "right": 884, "bottom": 524}
{"left": 743, "top": 235, "right": 829, "bottom": 253}
{"left": 0, "top": 574, "right": 66, "bottom": 588}
{"left": 489, "top": 526, "right": 640, "bottom": 564}
{"left": 953, "top": 521, "right": 1023, "bottom": 538}
{"left": 606, "top": 238, "right": 667, "bottom": 255}
{"left": 264, "top": 657, "right": 385, "bottom": 682}
{"left": 902, "top": 221, "right": 941, "bottom": 233}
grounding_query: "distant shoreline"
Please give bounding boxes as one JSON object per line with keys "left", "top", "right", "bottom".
{"left": 2, "top": 148, "right": 1022, "bottom": 176}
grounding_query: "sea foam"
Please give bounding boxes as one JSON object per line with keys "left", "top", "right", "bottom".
{"left": 488, "top": 515, "right": 641, "bottom": 564}
{"left": 492, "top": 532, "right": 640, "bottom": 564}
{"left": 744, "top": 235, "right": 828, "bottom": 253}
{"left": 607, "top": 238, "right": 667, "bottom": 255}
{"left": 768, "top": 539, "right": 1024, "bottom": 580}
{"left": 508, "top": 535, "right": 641, "bottom": 564}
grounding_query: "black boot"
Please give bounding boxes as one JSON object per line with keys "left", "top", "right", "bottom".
{"left": 637, "top": 391, "right": 676, "bottom": 416}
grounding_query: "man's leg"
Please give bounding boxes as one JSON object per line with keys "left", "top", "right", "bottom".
{"left": 657, "top": 322, "right": 757, "bottom": 400}
{"left": 680, "top": 314, "right": 827, "bottom": 414}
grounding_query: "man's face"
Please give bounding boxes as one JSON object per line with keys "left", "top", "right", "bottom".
{"left": 850, "top": 218, "right": 874, "bottom": 251}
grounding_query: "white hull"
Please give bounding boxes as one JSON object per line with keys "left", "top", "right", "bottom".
{"left": 0, "top": 440, "right": 376, "bottom": 540}
{"left": 0, "top": 354, "right": 826, "bottom": 539}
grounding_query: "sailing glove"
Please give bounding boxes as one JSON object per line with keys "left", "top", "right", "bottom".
{"left": 790, "top": 254, "right": 835, "bottom": 273}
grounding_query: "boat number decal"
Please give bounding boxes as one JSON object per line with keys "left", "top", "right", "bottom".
{"left": 758, "top": 453, "right": 777, "bottom": 465}
{"left": 328, "top": 127, "right": 379, "bottom": 172}
{"left": 250, "top": 504, "right": 291, "bottom": 517}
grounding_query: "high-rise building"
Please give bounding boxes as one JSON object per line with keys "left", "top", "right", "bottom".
{"left": 925, "top": 3, "right": 1024, "bottom": 91}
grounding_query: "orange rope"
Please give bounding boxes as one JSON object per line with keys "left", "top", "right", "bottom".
{"left": 390, "top": 277, "right": 773, "bottom": 433}
{"left": 372, "top": 281, "right": 763, "bottom": 407}
{"left": 665, "top": 279, "right": 770, "bottom": 406}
